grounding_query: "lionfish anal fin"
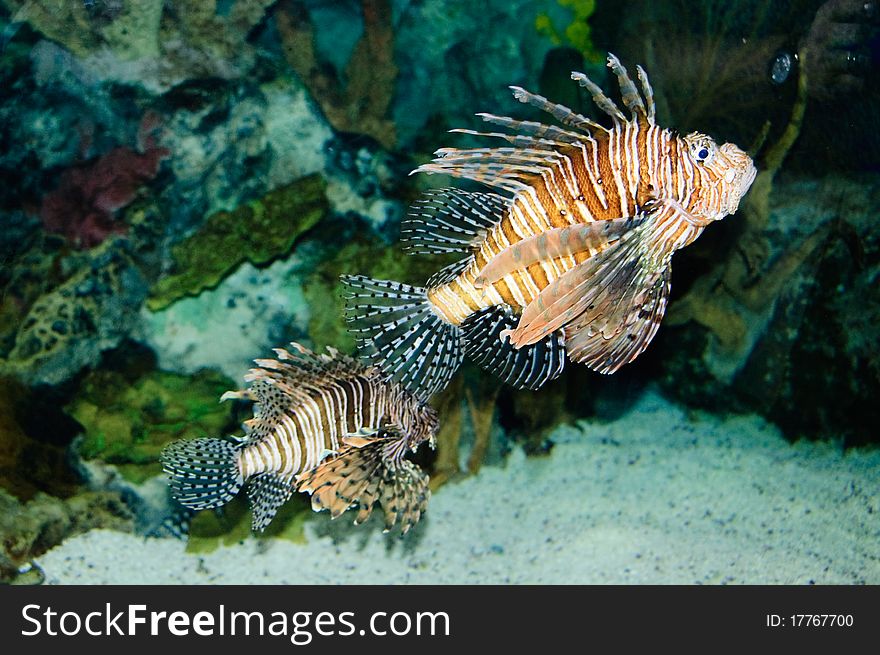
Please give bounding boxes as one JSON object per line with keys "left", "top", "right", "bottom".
{"left": 461, "top": 305, "right": 565, "bottom": 390}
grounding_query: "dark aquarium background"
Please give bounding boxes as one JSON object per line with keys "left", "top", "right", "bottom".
{"left": 0, "top": 0, "right": 878, "bottom": 584}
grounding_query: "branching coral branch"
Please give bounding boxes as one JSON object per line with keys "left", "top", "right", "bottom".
{"left": 276, "top": 0, "right": 397, "bottom": 149}
{"left": 465, "top": 382, "right": 500, "bottom": 475}
{"left": 667, "top": 47, "right": 830, "bottom": 369}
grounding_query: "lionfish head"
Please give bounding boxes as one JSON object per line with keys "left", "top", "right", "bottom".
{"left": 682, "top": 132, "right": 757, "bottom": 222}
{"left": 408, "top": 401, "right": 440, "bottom": 450}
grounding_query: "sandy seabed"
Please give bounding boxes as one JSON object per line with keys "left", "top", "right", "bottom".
{"left": 36, "top": 389, "right": 880, "bottom": 584}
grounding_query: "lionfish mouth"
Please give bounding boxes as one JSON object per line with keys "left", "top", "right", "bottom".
{"left": 731, "top": 163, "right": 758, "bottom": 213}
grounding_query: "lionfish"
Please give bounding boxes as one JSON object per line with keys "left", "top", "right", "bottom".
{"left": 343, "top": 54, "right": 756, "bottom": 398}
{"left": 160, "top": 343, "right": 438, "bottom": 534}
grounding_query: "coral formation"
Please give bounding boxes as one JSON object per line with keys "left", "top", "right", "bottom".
{"left": 0, "top": 487, "right": 131, "bottom": 583}
{"left": 3, "top": 239, "right": 148, "bottom": 385}
{"left": 464, "top": 379, "right": 501, "bottom": 475}
{"left": 1, "top": 0, "right": 276, "bottom": 91}
{"left": 276, "top": 0, "right": 398, "bottom": 149}
{"left": 39, "top": 113, "right": 170, "bottom": 249}
{"left": 427, "top": 377, "right": 465, "bottom": 490}
{"left": 147, "top": 174, "right": 329, "bottom": 311}
{"left": 66, "top": 367, "right": 237, "bottom": 484}
{"left": 665, "top": 47, "right": 818, "bottom": 380}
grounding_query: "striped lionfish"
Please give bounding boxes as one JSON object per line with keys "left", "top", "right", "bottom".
{"left": 343, "top": 54, "right": 757, "bottom": 398}
{"left": 161, "top": 343, "right": 438, "bottom": 534}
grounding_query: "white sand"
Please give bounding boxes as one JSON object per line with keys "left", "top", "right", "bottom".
{"left": 36, "top": 389, "right": 880, "bottom": 584}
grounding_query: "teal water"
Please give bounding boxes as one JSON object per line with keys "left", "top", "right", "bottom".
{"left": 0, "top": 0, "right": 877, "bottom": 584}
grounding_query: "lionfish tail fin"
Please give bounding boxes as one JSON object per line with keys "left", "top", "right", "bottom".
{"left": 297, "top": 435, "right": 430, "bottom": 534}
{"left": 461, "top": 305, "right": 565, "bottom": 390}
{"left": 341, "top": 274, "right": 463, "bottom": 400}
{"left": 161, "top": 437, "right": 244, "bottom": 511}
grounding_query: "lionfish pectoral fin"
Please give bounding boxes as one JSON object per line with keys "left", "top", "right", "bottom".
{"left": 565, "top": 267, "right": 671, "bottom": 374}
{"left": 379, "top": 460, "right": 430, "bottom": 535}
{"left": 461, "top": 305, "right": 565, "bottom": 390}
{"left": 507, "top": 219, "right": 654, "bottom": 349}
{"left": 296, "top": 435, "right": 430, "bottom": 534}
{"left": 401, "top": 188, "right": 507, "bottom": 255}
{"left": 247, "top": 472, "right": 295, "bottom": 532}
{"left": 473, "top": 217, "right": 641, "bottom": 288}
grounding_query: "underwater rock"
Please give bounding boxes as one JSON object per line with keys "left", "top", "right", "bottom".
{"left": 38, "top": 113, "right": 171, "bottom": 250}
{"left": 323, "top": 132, "right": 410, "bottom": 233}
{"left": 0, "top": 222, "right": 59, "bottom": 359}
{"left": 391, "top": 0, "right": 568, "bottom": 148}
{"left": 2, "top": 0, "right": 276, "bottom": 92}
{"left": 153, "top": 75, "right": 334, "bottom": 237}
{"left": 147, "top": 173, "right": 328, "bottom": 310}
{"left": 0, "top": 375, "right": 81, "bottom": 500}
{"left": 659, "top": 174, "right": 880, "bottom": 446}
{"left": 65, "top": 366, "right": 237, "bottom": 484}
{"left": 140, "top": 255, "right": 311, "bottom": 381}
{"left": 3, "top": 239, "right": 148, "bottom": 386}
{"left": 0, "top": 487, "right": 131, "bottom": 584}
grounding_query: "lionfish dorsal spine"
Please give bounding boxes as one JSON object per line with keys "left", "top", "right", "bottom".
{"left": 635, "top": 65, "right": 656, "bottom": 123}
{"left": 508, "top": 85, "right": 607, "bottom": 134}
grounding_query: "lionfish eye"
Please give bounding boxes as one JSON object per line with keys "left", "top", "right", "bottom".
{"left": 697, "top": 148, "right": 709, "bottom": 160}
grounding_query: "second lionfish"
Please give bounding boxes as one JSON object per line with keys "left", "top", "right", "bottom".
{"left": 161, "top": 343, "right": 438, "bottom": 534}
{"left": 343, "top": 54, "right": 757, "bottom": 398}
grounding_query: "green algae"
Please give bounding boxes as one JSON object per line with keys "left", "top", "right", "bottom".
{"left": 67, "top": 368, "right": 236, "bottom": 484}
{"left": 185, "top": 494, "right": 311, "bottom": 554}
{"left": 147, "top": 174, "right": 329, "bottom": 311}
{"left": 535, "top": 0, "right": 602, "bottom": 64}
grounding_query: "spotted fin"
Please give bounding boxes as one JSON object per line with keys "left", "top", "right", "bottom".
{"left": 161, "top": 437, "right": 245, "bottom": 512}
{"left": 297, "top": 434, "right": 430, "bottom": 534}
{"left": 564, "top": 268, "right": 670, "bottom": 373}
{"left": 505, "top": 221, "right": 672, "bottom": 374}
{"left": 247, "top": 472, "right": 295, "bottom": 532}
{"left": 401, "top": 188, "right": 507, "bottom": 255}
{"left": 461, "top": 305, "right": 565, "bottom": 389}
{"left": 342, "top": 274, "right": 463, "bottom": 400}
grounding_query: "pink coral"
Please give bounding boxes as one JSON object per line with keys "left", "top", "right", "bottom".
{"left": 39, "top": 114, "right": 170, "bottom": 249}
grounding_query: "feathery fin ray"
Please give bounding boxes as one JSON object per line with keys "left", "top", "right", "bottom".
{"left": 342, "top": 275, "right": 463, "bottom": 400}
{"left": 474, "top": 216, "right": 644, "bottom": 288}
{"left": 297, "top": 433, "right": 430, "bottom": 534}
{"left": 461, "top": 306, "right": 565, "bottom": 389}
